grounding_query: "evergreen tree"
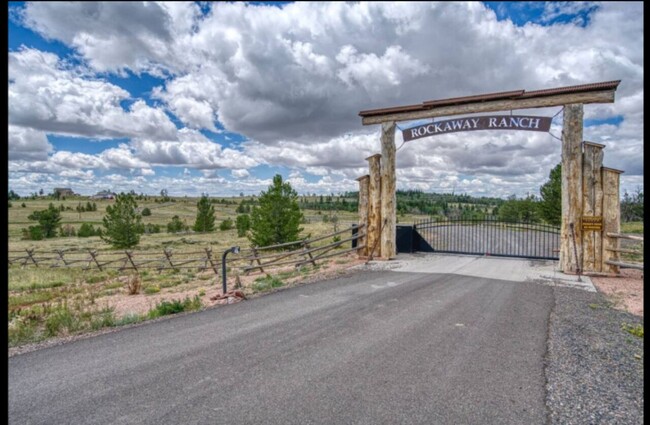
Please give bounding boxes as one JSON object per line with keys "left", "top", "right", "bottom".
{"left": 167, "top": 215, "right": 188, "bottom": 233}
{"left": 219, "top": 218, "right": 234, "bottom": 231}
{"left": 539, "top": 163, "right": 562, "bottom": 226}
{"left": 27, "top": 203, "right": 61, "bottom": 238}
{"left": 249, "top": 174, "right": 304, "bottom": 247}
{"left": 236, "top": 214, "right": 251, "bottom": 237}
{"left": 101, "top": 193, "right": 142, "bottom": 248}
{"left": 193, "top": 195, "right": 216, "bottom": 232}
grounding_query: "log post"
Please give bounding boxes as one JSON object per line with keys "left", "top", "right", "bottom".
{"left": 602, "top": 167, "right": 623, "bottom": 275}
{"left": 356, "top": 175, "right": 370, "bottom": 257}
{"left": 582, "top": 141, "right": 604, "bottom": 273}
{"left": 366, "top": 154, "right": 382, "bottom": 258}
{"left": 380, "top": 121, "right": 397, "bottom": 259}
{"left": 560, "top": 104, "right": 584, "bottom": 273}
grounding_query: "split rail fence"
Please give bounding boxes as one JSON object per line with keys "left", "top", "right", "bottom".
{"left": 604, "top": 232, "right": 644, "bottom": 271}
{"left": 8, "top": 225, "right": 366, "bottom": 280}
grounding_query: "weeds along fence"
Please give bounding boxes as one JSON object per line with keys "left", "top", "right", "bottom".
{"left": 8, "top": 225, "right": 366, "bottom": 279}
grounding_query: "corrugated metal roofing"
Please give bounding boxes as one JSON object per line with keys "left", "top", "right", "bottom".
{"left": 358, "top": 80, "right": 621, "bottom": 117}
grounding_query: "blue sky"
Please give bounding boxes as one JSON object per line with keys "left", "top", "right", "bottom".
{"left": 8, "top": 2, "right": 643, "bottom": 198}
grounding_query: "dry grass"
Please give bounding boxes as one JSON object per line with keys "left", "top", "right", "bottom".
{"left": 7, "top": 196, "right": 370, "bottom": 348}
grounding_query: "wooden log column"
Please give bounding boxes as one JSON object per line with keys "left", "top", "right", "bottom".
{"left": 582, "top": 141, "right": 605, "bottom": 273}
{"left": 356, "top": 175, "right": 370, "bottom": 257}
{"left": 560, "top": 104, "right": 584, "bottom": 273}
{"left": 366, "top": 154, "right": 382, "bottom": 258}
{"left": 602, "top": 167, "right": 623, "bottom": 275}
{"left": 380, "top": 121, "right": 397, "bottom": 259}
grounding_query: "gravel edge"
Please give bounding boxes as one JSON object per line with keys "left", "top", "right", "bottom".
{"left": 545, "top": 286, "right": 644, "bottom": 424}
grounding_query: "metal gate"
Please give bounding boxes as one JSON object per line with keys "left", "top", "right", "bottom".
{"left": 414, "top": 217, "right": 560, "bottom": 260}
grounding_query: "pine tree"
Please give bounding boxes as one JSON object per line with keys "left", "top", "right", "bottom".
{"left": 101, "top": 193, "right": 142, "bottom": 248}
{"left": 249, "top": 174, "right": 304, "bottom": 247}
{"left": 236, "top": 214, "right": 251, "bottom": 237}
{"left": 193, "top": 195, "right": 216, "bottom": 232}
{"left": 27, "top": 203, "right": 61, "bottom": 238}
{"left": 539, "top": 163, "right": 562, "bottom": 226}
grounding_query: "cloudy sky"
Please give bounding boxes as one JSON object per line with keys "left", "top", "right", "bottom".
{"left": 8, "top": 1, "right": 644, "bottom": 198}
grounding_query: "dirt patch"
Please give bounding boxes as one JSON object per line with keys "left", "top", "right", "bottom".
{"left": 591, "top": 269, "right": 644, "bottom": 317}
{"left": 105, "top": 252, "right": 366, "bottom": 319}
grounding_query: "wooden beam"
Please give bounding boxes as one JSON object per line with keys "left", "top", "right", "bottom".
{"left": 361, "top": 90, "right": 615, "bottom": 125}
{"left": 380, "top": 122, "right": 397, "bottom": 259}
{"left": 582, "top": 142, "right": 604, "bottom": 272}
{"left": 602, "top": 168, "right": 622, "bottom": 274}
{"left": 560, "top": 104, "right": 583, "bottom": 273}
{"left": 356, "top": 175, "right": 369, "bottom": 257}
{"left": 605, "top": 260, "right": 643, "bottom": 270}
{"left": 366, "top": 154, "right": 382, "bottom": 258}
{"left": 606, "top": 232, "right": 643, "bottom": 241}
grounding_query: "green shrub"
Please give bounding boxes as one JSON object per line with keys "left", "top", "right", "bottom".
{"left": 167, "top": 215, "right": 188, "bottom": 233}
{"left": 44, "top": 304, "right": 80, "bottom": 337}
{"left": 141, "top": 207, "right": 152, "bottom": 216}
{"left": 622, "top": 323, "right": 644, "bottom": 338}
{"left": 252, "top": 275, "right": 284, "bottom": 292}
{"left": 147, "top": 295, "right": 202, "bottom": 319}
{"left": 144, "top": 285, "right": 161, "bottom": 295}
{"left": 22, "top": 225, "right": 44, "bottom": 240}
{"left": 78, "top": 223, "right": 100, "bottom": 238}
{"left": 220, "top": 218, "right": 234, "bottom": 231}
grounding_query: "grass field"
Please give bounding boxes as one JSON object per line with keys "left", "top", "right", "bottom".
{"left": 7, "top": 195, "right": 368, "bottom": 348}
{"left": 7, "top": 196, "right": 643, "bottom": 349}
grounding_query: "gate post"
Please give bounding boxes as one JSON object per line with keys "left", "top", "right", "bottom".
{"left": 366, "top": 154, "right": 382, "bottom": 258}
{"left": 560, "top": 104, "right": 584, "bottom": 273}
{"left": 356, "top": 175, "right": 370, "bottom": 257}
{"left": 582, "top": 141, "right": 605, "bottom": 273}
{"left": 602, "top": 167, "right": 623, "bottom": 275}
{"left": 380, "top": 121, "right": 397, "bottom": 259}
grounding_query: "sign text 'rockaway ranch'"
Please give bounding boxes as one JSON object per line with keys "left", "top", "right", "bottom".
{"left": 402, "top": 115, "right": 553, "bottom": 141}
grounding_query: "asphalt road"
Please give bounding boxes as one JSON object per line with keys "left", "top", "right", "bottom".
{"left": 9, "top": 269, "right": 555, "bottom": 424}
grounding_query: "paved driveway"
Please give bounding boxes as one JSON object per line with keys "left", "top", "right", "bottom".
{"left": 9, "top": 255, "right": 583, "bottom": 424}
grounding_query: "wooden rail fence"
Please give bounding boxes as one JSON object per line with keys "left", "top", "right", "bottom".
{"left": 604, "top": 232, "right": 644, "bottom": 271}
{"left": 8, "top": 225, "right": 366, "bottom": 278}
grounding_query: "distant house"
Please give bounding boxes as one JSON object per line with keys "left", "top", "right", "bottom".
{"left": 91, "top": 190, "right": 116, "bottom": 200}
{"left": 53, "top": 188, "right": 75, "bottom": 197}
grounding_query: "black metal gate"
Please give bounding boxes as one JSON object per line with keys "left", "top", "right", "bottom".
{"left": 413, "top": 216, "right": 560, "bottom": 260}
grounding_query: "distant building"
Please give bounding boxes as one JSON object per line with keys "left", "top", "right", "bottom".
{"left": 91, "top": 190, "right": 116, "bottom": 200}
{"left": 53, "top": 188, "right": 75, "bottom": 197}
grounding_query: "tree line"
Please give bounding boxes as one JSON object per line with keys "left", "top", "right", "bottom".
{"left": 18, "top": 174, "right": 305, "bottom": 250}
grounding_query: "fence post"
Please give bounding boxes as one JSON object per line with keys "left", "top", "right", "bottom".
{"left": 248, "top": 246, "right": 264, "bottom": 275}
{"left": 205, "top": 248, "right": 220, "bottom": 278}
{"left": 55, "top": 250, "right": 69, "bottom": 268}
{"left": 366, "top": 154, "right": 382, "bottom": 259}
{"left": 124, "top": 250, "right": 138, "bottom": 272}
{"left": 602, "top": 167, "right": 623, "bottom": 274}
{"left": 302, "top": 239, "right": 318, "bottom": 267}
{"left": 89, "top": 250, "right": 103, "bottom": 271}
{"left": 25, "top": 249, "right": 38, "bottom": 267}
{"left": 356, "top": 174, "right": 370, "bottom": 257}
{"left": 582, "top": 141, "right": 604, "bottom": 273}
{"left": 164, "top": 248, "right": 176, "bottom": 271}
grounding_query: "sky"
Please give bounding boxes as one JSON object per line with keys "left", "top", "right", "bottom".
{"left": 7, "top": 1, "right": 644, "bottom": 198}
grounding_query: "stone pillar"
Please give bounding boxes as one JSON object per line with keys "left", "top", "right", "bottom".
{"left": 356, "top": 175, "right": 369, "bottom": 257}
{"left": 380, "top": 121, "right": 397, "bottom": 259}
{"left": 602, "top": 167, "right": 623, "bottom": 275}
{"left": 560, "top": 104, "right": 584, "bottom": 273}
{"left": 582, "top": 141, "right": 604, "bottom": 273}
{"left": 366, "top": 154, "right": 382, "bottom": 258}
